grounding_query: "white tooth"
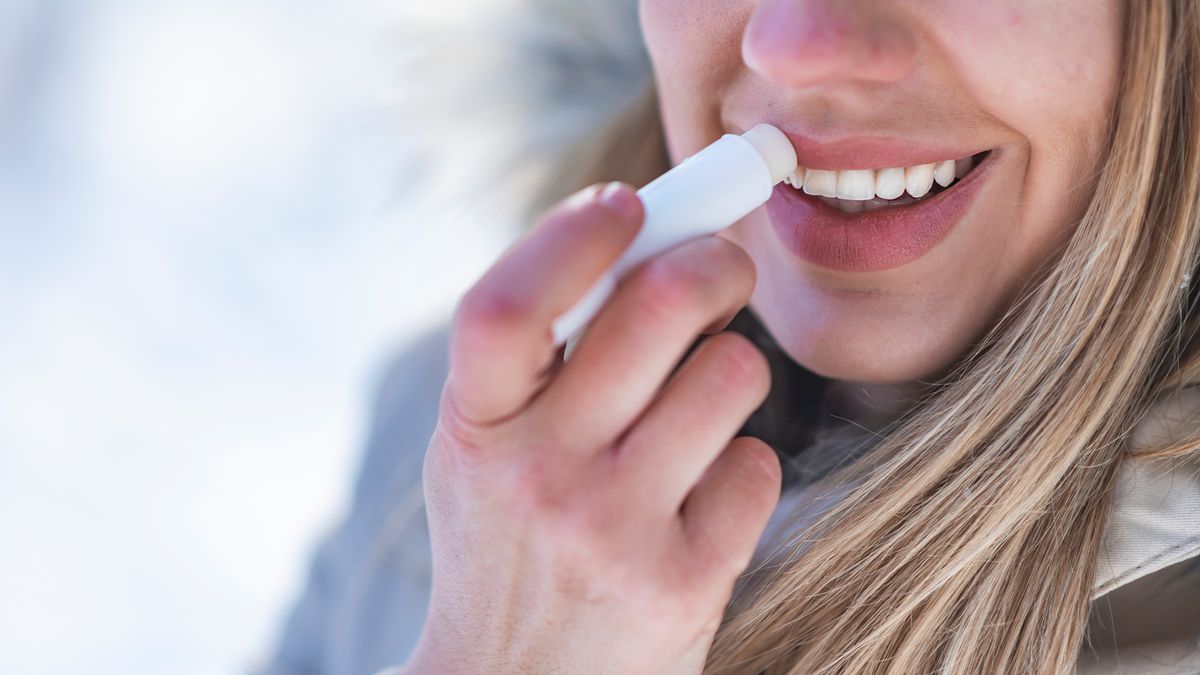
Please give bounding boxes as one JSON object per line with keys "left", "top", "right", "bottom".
{"left": 836, "top": 169, "right": 875, "bottom": 200}
{"left": 803, "top": 169, "right": 838, "bottom": 198}
{"left": 954, "top": 157, "right": 973, "bottom": 179}
{"left": 933, "top": 159, "right": 956, "bottom": 187}
{"left": 874, "top": 167, "right": 906, "bottom": 200}
{"left": 905, "top": 163, "right": 935, "bottom": 198}
{"left": 787, "top": 167, "right": 807, "bottom": 188}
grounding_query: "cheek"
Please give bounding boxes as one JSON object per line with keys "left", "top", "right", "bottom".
{"left": 914, "top": 1, "right": 1121, "bottom": 350}
{"left": 640, "top": 1, "right": 750, "bottom": 65}
{"left": 933, "top": 1, "right": 1121, "bottom": 235}
{"left": 655, "top": 0, "right": 1122, "bottom": 385}
{"left": 640, "top": 1, "right": 750, "bottom": 159}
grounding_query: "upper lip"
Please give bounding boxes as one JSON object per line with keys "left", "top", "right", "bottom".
{"left": 739, "top": 124, "right": 990, "bottom": 171}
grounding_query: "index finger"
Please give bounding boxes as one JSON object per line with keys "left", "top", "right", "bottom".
{"left": 446, "top": 182, "right": 644, "bottom": 430}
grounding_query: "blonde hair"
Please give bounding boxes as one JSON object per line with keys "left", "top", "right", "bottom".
{"left": 410, "top": 0, "right": 1200, "bottom": 671}
{"left": 701, "top": 2, "right": 1200, "bottom": 672}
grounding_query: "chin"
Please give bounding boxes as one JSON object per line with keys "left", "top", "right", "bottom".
{"left": 751, "top": 301, "right": 954, "bottom": 385}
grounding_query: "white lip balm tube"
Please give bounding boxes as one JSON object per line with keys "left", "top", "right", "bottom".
{"left": 551, "top": 123, "right": 797, "bottom": 349}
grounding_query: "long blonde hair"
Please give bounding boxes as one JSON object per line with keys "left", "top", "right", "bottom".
{"left": 700, "top": 2, "right": 1200, "bottom": 672}
{"left": 409, "top": 0, "right": 1200, "bottom": 671}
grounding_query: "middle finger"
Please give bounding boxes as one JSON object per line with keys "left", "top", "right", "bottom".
{"left": 529, "top": 235, "right": 757, "bottom": 452}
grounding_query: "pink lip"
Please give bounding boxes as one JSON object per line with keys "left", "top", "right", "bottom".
{"left": 765, "top": 150, "right": 995, "bottom": 273}
{"left": 779, "top": 130, "right": 988, "bottom": 170}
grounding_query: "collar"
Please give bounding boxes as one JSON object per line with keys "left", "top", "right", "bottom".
{"left": 1093, "top": 388, "right": 1200, "bottom": 598}
{"left": 752, "top": 390, "right": 1200, "bottom": 601}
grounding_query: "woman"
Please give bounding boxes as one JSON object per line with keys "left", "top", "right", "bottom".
{"left": 258, "top": 1, "right": 1200, "bottom": 673}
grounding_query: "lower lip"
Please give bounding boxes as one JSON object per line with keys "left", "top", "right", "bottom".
{"left": 765, "top": 152, "right": 994, "bottom": 273}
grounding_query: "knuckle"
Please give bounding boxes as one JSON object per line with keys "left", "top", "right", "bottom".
{"left": 455, "top": 284, "right": 528, "bottom": 339}
{"left": 561, "top": 501, "right": 621, "bottom": 546}
{"left": 632, "top": 253, "right": 709, "bottom": 323}
{"left": 500, "top": 455, "right": 569, "bottom": 516}
{"left": 545, "top": 505, "right": 619, "bottom": 570}
{"left": 610, "top": 430, "right": 647, "bottom": 472}
{"left": 708, "top": 333, "right": 771, "bottom": 399}
{"left": 432, "top": 413, "right": 488, "bottom": 470}
{"left": 432, "top": 381, "right": 511, "bottom": 466}
{"left": 537, "top": 474, "right": 626, "bottom": 561}
{"left": 499, "top": 457, "right": 604, "bottom": 536}
{"left": 629, "top": 238, "right": 756, "bottom": 329}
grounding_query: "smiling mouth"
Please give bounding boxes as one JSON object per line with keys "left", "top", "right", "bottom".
{"left": 780, "top": 150, "right": 992, "bottom": 214}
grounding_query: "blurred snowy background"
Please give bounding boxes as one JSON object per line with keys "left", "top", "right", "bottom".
{"left": 0, "top": 1, "right": 518, "bottom": 673}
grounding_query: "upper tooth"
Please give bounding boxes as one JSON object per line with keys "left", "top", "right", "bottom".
{"left": 836, "top": 170, "right": 875, "bottom": 200}
{"left": 874, "top": 167, "right": 906, "bottom": 200}
{"left": 933, "top": 160, "right": 956, "bottom": 187}
{"left": 785, "top": 157, "right": 976, "bottom": 200}
{"left": 803, "top": 169, "right": 838, "bottom": 198}
{"left": 905, "top": 164, "right": 935, "bottom": 198}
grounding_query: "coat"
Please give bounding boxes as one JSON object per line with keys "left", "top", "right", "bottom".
{"left": 252, "top": 319, "right": 1200, "bottom": 675}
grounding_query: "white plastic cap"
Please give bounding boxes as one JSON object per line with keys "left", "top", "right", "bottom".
{"left": 740, "top": 123, "right": 797, "bottom": 185}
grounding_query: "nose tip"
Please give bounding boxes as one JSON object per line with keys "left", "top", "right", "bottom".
{"left": 742, "top": 0, "right": 916, "bottom": 90}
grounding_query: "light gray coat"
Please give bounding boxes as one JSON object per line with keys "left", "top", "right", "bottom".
{"left": 253, "top": 321, "right": 1200, "bottom": 675}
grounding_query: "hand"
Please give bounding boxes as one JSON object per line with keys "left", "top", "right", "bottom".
{"left": 407, "top": 182, "right": 782, "bottom": 675}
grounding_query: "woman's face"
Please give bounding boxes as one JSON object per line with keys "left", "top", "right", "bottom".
{"left": 640, "top": 1, "right": 1123, "bottom": 385}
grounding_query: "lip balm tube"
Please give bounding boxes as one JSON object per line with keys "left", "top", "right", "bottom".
{"left": 551, "top": 123, "right": 797, "bottom": 351}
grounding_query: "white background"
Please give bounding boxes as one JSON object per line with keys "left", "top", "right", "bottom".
{"left": 0, "top": 1, "right": 512, "bottom": 673}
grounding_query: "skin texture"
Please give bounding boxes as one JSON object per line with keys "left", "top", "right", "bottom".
{"left": 408, "top": 3, "right": 1124, "bottom": 673}
{"left": 409, "top": 184, "right": 781, "bottom": 674}
{"left": 641, "top": 0, "right": 1123, "bottom": 409}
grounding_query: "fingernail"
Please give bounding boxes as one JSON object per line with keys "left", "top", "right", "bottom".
{"left": 597, "top": 182, "right": 643, "bottom": 223}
